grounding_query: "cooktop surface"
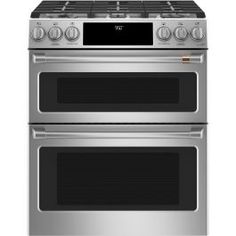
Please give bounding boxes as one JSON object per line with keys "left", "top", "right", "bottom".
{"left": 31, "top": 1, "right": 205, "bottom": 19}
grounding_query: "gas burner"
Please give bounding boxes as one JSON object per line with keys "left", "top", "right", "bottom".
{"left": 160, "top": 13, "right": 198, "bottom": 18}
{"left": 40, "top": 13, "right": 89, "bottom": 18}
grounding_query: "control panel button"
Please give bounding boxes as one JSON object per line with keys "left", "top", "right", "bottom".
{"left": 191, "top": 27, "right": 205, "bottom": 41}
{"left": 174, "top": 26, "right": 188, "bottom": 41}
{"left": 31, "top": 27, "right": 45, "bottom": 41}
{"left": 48, "top": 26, "right": 63, "bottom": 41}
{"left": 65, "top": 26, "right": 80, "bottom": 41}
{"left": 157, "top": 26, "right": 171, "bottom": 41}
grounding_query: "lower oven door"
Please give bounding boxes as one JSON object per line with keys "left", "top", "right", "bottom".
{"left": 30, "top": 125, "right": 207, "bottom": 236}
{"left": 30, "top": 50, "right": 206, "bottom": 123}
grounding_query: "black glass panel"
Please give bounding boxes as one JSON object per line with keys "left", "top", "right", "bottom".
{"left": 83, "top": 23, "right": 153, "bottom": 45}
{"left": 39, "top": 73, "right": 197, "bottom": 112}
{"left": 40, "top": 147, "right": 197, "bottom": 211}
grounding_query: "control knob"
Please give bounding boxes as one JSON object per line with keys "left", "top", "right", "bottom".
{"left": 174, "top": 26, "right": 188, "bottom": 41}
{"left": 157, "top": 26, "right": 171, "bottom": 41}
{"left": 191, "top": 27, "right": 205, "bottom": 41}
{"left": 31, "top": 27, "right": 45, "bottom": 41}
{"left": 48, "top": 26, "right": 63, "bottom": 41}
{"left": 65, "top": 26, "right": 80, "bottom": 41}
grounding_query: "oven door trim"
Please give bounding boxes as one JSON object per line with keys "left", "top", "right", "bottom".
{"left": 30, "top": 124, "right": 207, "bottom": 235}
{"left": 29, "top": 50, "right": 207, "bottom": 123}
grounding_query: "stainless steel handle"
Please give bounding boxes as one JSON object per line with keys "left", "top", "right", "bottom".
{"left": 32, "top": 128, "right": 203, "bottom": 140}
{"left": 33, "top": 54, "right": 204, "bottom": 64}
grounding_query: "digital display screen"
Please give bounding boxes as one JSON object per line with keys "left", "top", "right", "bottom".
{"left": 83, "top": 23, "right": 153, "bottom": 46}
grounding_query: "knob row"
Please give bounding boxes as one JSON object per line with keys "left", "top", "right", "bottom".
{"left": 31, "top": 26, "right": 80, "bottom": 42}
{"left": 157, "top": 26, "right": 204, "bottom": 41}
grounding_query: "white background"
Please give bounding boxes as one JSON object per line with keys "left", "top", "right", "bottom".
{"left": 0, "top": 0, "right": 235, "bottom": 235}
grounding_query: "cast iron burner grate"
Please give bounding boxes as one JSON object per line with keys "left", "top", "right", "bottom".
{"left": 31, "top": 1, "right": 205, "bottom": 18}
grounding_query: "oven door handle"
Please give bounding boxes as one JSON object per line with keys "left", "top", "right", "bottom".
{"left": 32, "top": 128, "right": 204, "bottom": 139}
{"left": 32, "top": 54, "right": 204, "bottom": 64}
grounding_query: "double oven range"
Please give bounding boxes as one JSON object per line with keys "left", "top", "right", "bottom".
{"left": 29, "top": 1, "right": 207, "bottom": 235}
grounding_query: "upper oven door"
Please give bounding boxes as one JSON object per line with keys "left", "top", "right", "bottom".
{"left": 29, "top": 50, "right": 207, "bottom": 123}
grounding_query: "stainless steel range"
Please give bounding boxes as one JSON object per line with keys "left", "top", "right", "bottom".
{"left": 29, "top": 1, "right": 207, "bottom": 235}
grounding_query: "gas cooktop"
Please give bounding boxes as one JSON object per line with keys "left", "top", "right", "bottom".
{"left": 31, "top": 1, "right": 205, "bottom": 19}
{"left": 29, "top": 0, "right": 207, "bottom": 49}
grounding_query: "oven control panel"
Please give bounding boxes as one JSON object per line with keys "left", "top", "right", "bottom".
{"left": 29, "top": 19, "right": 207, "bottom": 49}
{"left": 157, "top": 26, "right": 204, "bottom": 41}
{"left": 154, "top": 20, "right": 207, "bottom": 48}
{"left": 31, "top": 25, "right": 80, "bottom": 42}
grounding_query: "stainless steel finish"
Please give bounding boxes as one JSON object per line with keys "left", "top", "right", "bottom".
{"left": 31, "top": 27, "right": 45, "bottom": 41}
{"left": 174, "top": 26, "right": 188, "bottom": 41}
{"left": 156, "top": 26, "right": 171, "bottom": 41}
{"left": 30, "top": 124, "right": 207, "bottom": 236}
{"left": 65, "top": 26, "right": 80, "bottom": 41}
{"left": 191, "top": 27, "right": 205, "bottom": 41}
{"left": 29, "top": 2, "right": 208, "bottom": 235}
{"left": 48, "top": 26, "right": 63, "bottom": 41}
{"left": 33, "top": 53, "right": 204, "bottom": 64}
{"left": 29, "top": 49, "right": 207, "bottom": 123}
{"left": 29, "top": 19, "right": 207, "bottom": 49}
{"left": 32, "top": 127, "right": 204, "bottom": 139}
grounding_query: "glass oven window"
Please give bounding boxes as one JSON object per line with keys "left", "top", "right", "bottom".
{"left": 39, "top": 73, "right": 197, "bottom": 112}
{"left": 39, "top": 147, "right": 197, "bottom": 211}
